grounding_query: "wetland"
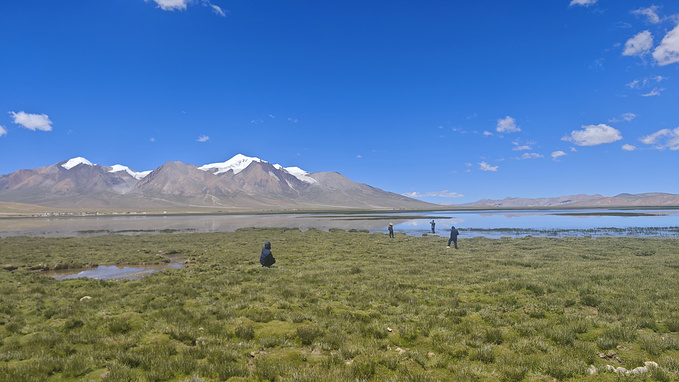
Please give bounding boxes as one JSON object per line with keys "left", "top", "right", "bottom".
{"left": 2, "top": 228, "right": 679, "bottom": 380}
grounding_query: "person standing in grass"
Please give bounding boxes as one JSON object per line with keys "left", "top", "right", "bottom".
{"left": 388, "top": 223, "right": 394, "bottom": 238}
{"left": 447, "top": 226, "right": 459, "bottom": 249}
{"left": 260, "top": 242, "right": 276, "bottom": 267}
{"left": 430, "top": 220, "right": 436, "bottom": 234}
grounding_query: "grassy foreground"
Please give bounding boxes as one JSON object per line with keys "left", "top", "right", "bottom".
{"left": 1, "top": 229, "right": 679, "bottom": 381}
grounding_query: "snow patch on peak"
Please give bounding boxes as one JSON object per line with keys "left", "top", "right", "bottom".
{"left": 198, "top": 154, "right": 265, "bottom": 175}
{"left": 282, "top": 166, "right": 317, "bottom": 184}
{"left": 62, "top": 157, "right": 94, "bottom": 170}
{"left": 109, "top": 165, "right": 151, "bottom": 180}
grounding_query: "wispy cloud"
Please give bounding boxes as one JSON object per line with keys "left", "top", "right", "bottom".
{"left": 512, "top": 140, "right": 534, "bottom": 151}
{"left": 642, "top": 88, "right": 663, "bottom": 97}
{"left": 0, "top": 125, "right": 7, "bottom": 137}
{"left": 496, "top": 116, "right": 520, "bottom": 133}
{"left": 622, "top": 144, "right": 636, "bottom": 151}
{"left": 639, "top": 128, "right": 679, "bottom": 150}
{"left": 208, "top": 2, "right": 227, "bottom": 16}
{"left": 562, "top": 124, "right": 622, "bottom": 146}
{"left": 569, "top": 0, "right": 597, "bottom": 7}
{"left": 609, "top": 112, "right": 637, "bottom": 123}
{"left": 197, "top": 135, "right": 210, "bottom": 142}
{"left": 627, "top": 75, "right": 665, "bottom": 89}
{"left": 623, "top": 30, "right": 653, "bottom": 57}
{"left": 551, "top": 151, "right": 566, "bottom": 160}
{"left": 653, "top": 23, "right": 679, "bottom": 66}
{"left": 288, "top": 117, "right": 298, "bottom": 123}
{"left": 403, "top": 190, "right": 464, "bottom": 198}
{"left": 9, "top": 111, "right": 53, "bottom": 131}
{"left": 515, "top": 153, "right": 543, "bottom": 160}
{"left": 482, "top": 131, "right": 493, "bottom": 136}
{"left": 632, "top": 6, "right": 661, "bottom": 24}
{"left": 479, "top": 161, "right": 498, "bottom": 172}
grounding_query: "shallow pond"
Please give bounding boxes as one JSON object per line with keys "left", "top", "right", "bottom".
{"left": 45, "top": 260, "right": 184, "bottom": 280}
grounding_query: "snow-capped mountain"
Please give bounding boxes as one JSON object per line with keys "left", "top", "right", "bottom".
{"left": 0, "top": 154, "right": 434, "bottom": 210}
{"left": 198, "top": 154, "right": 317, "bottom": 184}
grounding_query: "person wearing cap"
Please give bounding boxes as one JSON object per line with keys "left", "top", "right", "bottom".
{"left": 447, "top": 226, "right": 459, "bottom": 249}
{"left": 388, "top": 223, "right": 394, "bottom": 238}
{"left": 260, "top": 242, "right": 276, "bottom": 267}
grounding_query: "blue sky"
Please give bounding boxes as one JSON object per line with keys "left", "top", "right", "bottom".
{"left": 1, "top": 0, "right": 678, "bottom": 204}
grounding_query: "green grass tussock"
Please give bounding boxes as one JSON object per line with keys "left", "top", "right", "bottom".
{"left": 1, "top": 230, "right": 679, "bottom": 380}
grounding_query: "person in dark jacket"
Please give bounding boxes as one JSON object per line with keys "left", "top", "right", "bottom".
{"left": 388, "top": 223, "right": 394, "bottom": 238}
{"left": 260, "top": 242, "right": 276, "bottom": 267}
{"left": 447, "top": 226, "right": 459, "bottom": 249}
{"left": 430, "top": 220, "right": 436, "bottom": 234}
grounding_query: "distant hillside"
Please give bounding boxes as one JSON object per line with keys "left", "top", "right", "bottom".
{"left": 461, "top": 193, "right": 679, "bottom": 208}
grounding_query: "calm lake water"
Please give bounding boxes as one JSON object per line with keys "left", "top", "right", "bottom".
{"left": 2, "top": 209, "right": 679, "bottom": 238}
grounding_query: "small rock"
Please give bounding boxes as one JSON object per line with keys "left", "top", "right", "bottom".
{"left": 427, "top": 352, "right": 435, "bottom": 357}
{"left": 312, "top": 348, "right": 321, "bottom": 355}
{"left": 80, "top": 296, "right": 92, "bottom": 301}
{"left": 387, "top": 327, "right": 392, "bottom": 332}
{"left": 345, "top": 360, "right": 353, "bottom": 365}
{"left": 588, "top": 365, "right": 597, "bottom": 375}
{"left": 645, "top": 361, "right": 659, "bottom": 368}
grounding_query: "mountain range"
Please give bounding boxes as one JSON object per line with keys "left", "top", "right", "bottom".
{"left": 0, "top": 154, "right": 434, "bottom": 210}
{"left": 459, "top": 193, "right": 679, "bottom": 208}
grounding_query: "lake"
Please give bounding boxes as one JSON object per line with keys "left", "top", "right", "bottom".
{"left": 2, "top": 209, "right": 679, "bottom": 238}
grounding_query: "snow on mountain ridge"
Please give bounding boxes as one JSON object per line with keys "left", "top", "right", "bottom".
{"left": 200, "top": 154, "right": 317, "bottom": 184}
{"left": 61, "top": 157, "right": 94, "bottom": 170}
{"left": 109, "top": 165, "right": 151, "bottom": 180}
{"left": 198, "top": 154, "right": 264, "bottom": 175}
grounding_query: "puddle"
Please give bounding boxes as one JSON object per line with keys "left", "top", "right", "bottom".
{"left": 45, "top": 260, "right": 184, "bottom": 280}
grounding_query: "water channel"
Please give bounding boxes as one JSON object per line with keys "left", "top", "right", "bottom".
{"left": 2, "top": 209, "right": 679, "bottom": 239}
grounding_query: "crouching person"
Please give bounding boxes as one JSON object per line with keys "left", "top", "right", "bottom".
{"left": 260, "top": 242, "right": 276, "bottom": 267}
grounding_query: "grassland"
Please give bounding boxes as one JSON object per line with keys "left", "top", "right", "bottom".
{"left": 1, "top": 229, "right": 679, "bottom": 381}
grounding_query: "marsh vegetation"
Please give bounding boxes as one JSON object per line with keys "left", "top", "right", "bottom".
{"left": 1, "top": 229, "right": 679, "bottom": 381}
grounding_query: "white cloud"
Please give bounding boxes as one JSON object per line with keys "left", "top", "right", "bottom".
{"left": 642, "top": 88, "right": 663, "bottom": 96}
{"left": 551, "top": 151, "right": 567, "bottom": 160}
{"left": 623, "top": 30, "right": 653, "bottom": 57}
{"left": 482, "top": 131, "right": 493, "bottom": 136}
{"left": 512, "top": 140, "right": 533, "bottom": 151}
{"left": 632, "top": 6, "right": 661, "bottom": 24}
{"left": 288, "top": 118, "right": 298, "bottom": 123}
{"left": 639, "top": 128, "right": 679, "bottom": 150}
{"left": 149, "top": 0, "right": 189, "bottom": 11}
{"left": 653, "top": 23, "right": 679, "bottom": 66}
{"left": 609, "top": 113, "right": 637, "bottom": 123}
{"left": 209, "top": 3, "right": 226, "bottom": 16}
{"left": 516, "top": 153, "right": 543, "bottom": 160}
{"left": 0, "top": 125, "right": 6, "bottom": 137}
{"left": 197, "top": 135, "right": 210, "bottom": 142}
{"left": 563, "top": 124, "right": 623, "bottom": 146}
{"left": 150, "top": 137, "right": 156, "bottom": 142}
{"left": 570, "top": 0, "right": 597, "bottom": 7}
{"left": 496, "top": 116, "right": 520, "bottom": 133}
{"left": 9, "top": 111, "right": 53, "bottom": 131}
{"left": 356, "top": 154, "right": 362, "bottom": 158}
{"left": 621, "top": 113, "right": 636, "bottom": 121}
{"left": 627, "top": 75, "right": 665, "bottom": 89}
{"left": 403, "top": 190, "right": 464, "bottom": 198}
{"left": 479, "top": 161, "right": 498, "bottom": 172}
{"left": 622, "top": 144, "right": 636, "bottom": 151}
